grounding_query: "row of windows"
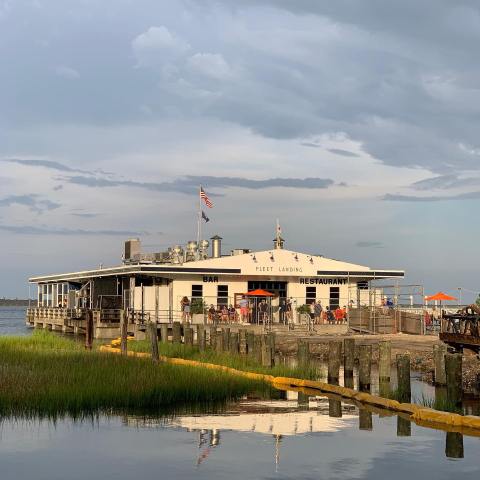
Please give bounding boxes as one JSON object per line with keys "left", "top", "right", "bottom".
{"left": 192, "top": 285, "right": 230, "bottom": 305}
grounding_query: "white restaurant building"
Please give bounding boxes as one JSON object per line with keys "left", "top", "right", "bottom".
{"left": 29, "top": 234, "right": 405, "bottom": 325}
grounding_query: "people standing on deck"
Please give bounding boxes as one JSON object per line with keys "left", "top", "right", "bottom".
{"left": 181, "top": 296, "right": 190, "bottom": 322}
{"left": 285, "top": 298, "right": 293, "bottom": 324}
{"left": 228, "top": 304, "right": 237, "bottom": 323}
{"left": 326, "top": 306, "right": 335, "bottom": 324}
{"left": 239, "top": 296, "right": 249, "bottom": 323}
{"left": 314, "top": 300, "right": 323, "bottom": 324}
{"left": 208, "top": 304, "right": 216, "bottom": 324}
{"left": 221, "top": 305, "right": 229, "bottom": 323}
{"left": 259, "top": 299, "right": 268, "bottom": 324}
{"left": 334, "top": 306, "right": 344, "bottom": 324}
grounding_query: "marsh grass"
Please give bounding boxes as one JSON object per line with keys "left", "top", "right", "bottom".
{"left": 0, "top": 331, "right": 266, "bottom": 419}
{"left": 128, "top": 340, "right": 318, "bottom": 379}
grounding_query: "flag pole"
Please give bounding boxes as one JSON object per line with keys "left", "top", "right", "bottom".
{"left": 197, "top": 185, "right": 202, "bottom": 250}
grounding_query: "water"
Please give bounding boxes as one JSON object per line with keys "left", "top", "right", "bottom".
{"left": 0, "top": 306, "right": 29, "bottom": 336}
{"left": 0, "top": 397, "right": 478, "bottom": 480}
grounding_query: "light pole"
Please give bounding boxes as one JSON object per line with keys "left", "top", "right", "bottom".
{"left": 458, "top": 287, "right": 462, "bottom": 306}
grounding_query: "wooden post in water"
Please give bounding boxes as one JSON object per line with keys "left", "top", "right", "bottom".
{"left": 172, "top": 321, "right": 182, "bottom": 344}
{"left": 378, "top": 341, "right": 391, "bottom": 397}
{"left": 246, "top": 331, "right": 255, "bottom": 355}
{"left": 120, "top": 309, "right": 128, "bottom": 356}
{"left": 85, "top": 310, "right": 94, "bottom": 350}
{"left": 230, "top": 332, "right": 239, "bottom": 355}
{"left": 358, "top": 345, "right": 372, "bottom": 392}
{"left": 343, "top": 338, "right": 355, "bottom": 388}
{"left": 433, "top": 344, "right": 447, "bottom": 385}
{"left": 184, "top": 326, "right": 193, "bottom": 347}
{"left": 261, "top": 342, "right": 273, "bottom": 368}
{"left": 160, "top": 323, "right": 169, "bottom": 344}
{"left": 297, "top": 340, "right": 310, "bottom": 369}
{"left": 208, "top": 326, "right": 216, "bottom": 348}
{"left": 328, "top": 341, "right": 342, "bottom": 384}
{"left": 445, "top": 353, "right": 463, "bottom": 408}
{"left": 445, "top": 432, "right": 464, "bottom": 459}
{"left": 238, "top": 329, "right": 247, "bottom": 355}
{"left": 396, "top": 354, "right": 411, "bottom": 403}
{"left": 222, "top": 327, "right": 231, "bottom": 352}
{"left": 149, "top": 321, "right": 159, "bottom": 363}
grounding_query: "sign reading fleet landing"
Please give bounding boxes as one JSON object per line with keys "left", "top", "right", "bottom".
{"left": 300, "top": 278, "right": 348, "bottom": 285}
{"left": 255, "top": 266, "right": 303, "bottom": 273}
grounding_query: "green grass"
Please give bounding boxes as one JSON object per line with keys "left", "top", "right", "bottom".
{"left": 128, "top": 340, "right": 318, "bottom": 380}
{"left": 0, "top": 331, "right": 266, "bottom": 419}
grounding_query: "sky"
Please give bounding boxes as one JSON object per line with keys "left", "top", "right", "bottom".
{"left": 1, "top": 0, "right": 480, "bottom": 301}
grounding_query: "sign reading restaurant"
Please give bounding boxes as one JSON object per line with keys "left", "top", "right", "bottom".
{"left": 299, "top": 278, "right": 348, "bottom": 285}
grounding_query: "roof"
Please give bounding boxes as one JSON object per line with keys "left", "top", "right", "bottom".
{"left": 29, "top": 248, "right": 404, "bottom": 283}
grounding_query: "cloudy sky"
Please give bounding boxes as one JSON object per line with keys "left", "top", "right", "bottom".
{"left": 1, "top": 0, "right": 480, "bottom": 300}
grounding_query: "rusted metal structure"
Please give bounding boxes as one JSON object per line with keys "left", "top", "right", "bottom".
{"left": 440, "top": 304, "right": 480, "bottom": 353}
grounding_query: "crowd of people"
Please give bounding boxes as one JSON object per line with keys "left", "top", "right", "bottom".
{"left": 180, "top": 295, "right": 348, "bottom": 325}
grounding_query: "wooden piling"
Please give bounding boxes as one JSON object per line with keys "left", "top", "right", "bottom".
{"left": 253, "top": 334, "right": 263, "bottom": 363}
{"left": 378, "top": 341, "right": 391, "bottom": 381}
{"left": 222, "top": 327, "right": 230, "bottom": 352}
{"left": 396, "top": 354, "right": 411, "bottom": 403}
{"left": 160, "top": 323, "right": 169, "bottom": 344}
{"left": 433, "top": 343, "right": 447, "bottom": 386}
{"left": 359, "top": 408, "right": 373, "bottom": 431}
{"left": 328, "top": 341, "right": 342, "bottom": 384}
{"left": 445, "top": 432, "right": 464, "bottom": 459}
{"left": 230, "top": 332, "right": 239, "bottom": 355}
{"left": 149, "top": 322, "right": 159, "bottom": 363}
{"left": 445, "top": 353, "right": 463, "bottom": 408}
{"left": 297, "top": 340, "right": 310, "bottom": 369}
{"left": 246, "top": 331, "right": 255, "bottom": 355}
{"left": 297, "top": 392, "right": 309, "bottom": 409}
{"left": 328, "top": 399, "right": 342, "bottom": 418}
{"left": 208, "top": 326, "right": 216, "bottom": 348}
{"left": 238, "top": 329, "right": 247, "bottom": 355}
{"left": 120, "top": 309, "right": 128, "bottom": 356}
{"left": 172, "top": 321, "right": 182, "bottom": 344}
{"left": 215, "top": 331, "right": 224, "bottom": 353}
{"left": 397, "top": 417, "right": 411, "bottom": 437}
{"left": 184, "top": 326, "right": 193, "bottom": 347}
{"left": 358, "top": 345, "right": 372, "bottom": 392}
{"left": 261, "top": 343, "right": 273, "bottom": 368}
{"left": 197, "top": 325, "right": 206, "bottom": 351}
{"left": 343, "top": 338, "right": 355, "bottom": 381}
{"left": 85, "top": 310, "right": 94, "bottom": 350}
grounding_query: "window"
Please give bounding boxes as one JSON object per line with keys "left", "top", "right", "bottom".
{"left": 191, "top": 285, "right": 203, "bottom": 298}
{"left": 217, "top": 285, "right": 228, "bottom": 306}
{"left": 357, "top": 281, "right": 369, "bottom": 290}
{"left": 306, "top": 286, "right": 316, "bottom": 305}
{"left": 330, "top": 287, "right": 340, "bottom": 309}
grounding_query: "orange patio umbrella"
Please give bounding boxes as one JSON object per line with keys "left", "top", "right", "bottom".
{"left": 425, "top": 292, "right": 457, "bottom": 302}
{"left": 244, "top": 289, "right": 276, "bottom": 296}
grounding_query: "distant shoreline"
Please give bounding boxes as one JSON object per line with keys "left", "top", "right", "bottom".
{"left": 0, "top": 299, "right": 33, "bottom": 307}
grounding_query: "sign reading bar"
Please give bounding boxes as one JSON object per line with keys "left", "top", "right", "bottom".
{"left": 299, "top": 278, "right": 348, "bottom": 285}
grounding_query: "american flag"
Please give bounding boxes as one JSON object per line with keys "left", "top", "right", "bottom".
{"left": 200, "top": 187, "right": 213, "bottom": 208}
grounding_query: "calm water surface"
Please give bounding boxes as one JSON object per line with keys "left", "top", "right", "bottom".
{"left": 0, "top": 306, "right": 29, "bottom": 335}
{"left": 0, "top": 398, "right": 479, "bottom": 480}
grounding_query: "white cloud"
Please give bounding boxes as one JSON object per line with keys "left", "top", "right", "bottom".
{"left": 54, "top": 65, "right": 80, "bottom": 79}
{"left": 186, "top": 53, "right": 233, "bottom": 80}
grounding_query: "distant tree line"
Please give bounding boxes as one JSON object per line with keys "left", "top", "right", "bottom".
{"left": 0, "top": 298, "right": 33, "bottom": 306}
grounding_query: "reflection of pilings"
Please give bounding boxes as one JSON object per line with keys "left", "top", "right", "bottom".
{"left": 329, "top": 399, "right": 342, "bottom": 418}
{"left": 297, "top": 392, "right": 309, "bottom": 410}
{"left": 359, "top": 408, "right": 373, "bottom": 431}
{"left": 210, "top": 429, "right": 220, "bottom": 447}
{"left": 445, "top": 432, "right": 464, "bottom": 459}
{"left": 397, "top": 417, "right": 411, "bottom": 437}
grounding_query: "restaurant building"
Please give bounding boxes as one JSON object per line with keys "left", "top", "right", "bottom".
{"left": 28, "top": 233, "right": 404, "bottom": 329}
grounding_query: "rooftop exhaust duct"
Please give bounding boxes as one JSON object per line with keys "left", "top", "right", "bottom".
{"left": 211, "top": 235, "right": 222, "bottom": 258}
